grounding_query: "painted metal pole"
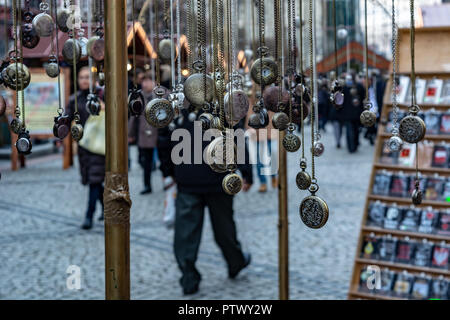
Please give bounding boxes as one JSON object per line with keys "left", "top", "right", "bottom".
{"left": 104, "top": 0, "right": 131, "bottom": 300}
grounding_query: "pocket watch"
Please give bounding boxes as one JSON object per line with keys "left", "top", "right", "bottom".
{"left": 300, "top": 185, "right": 329, "bottom": 229}
{"left": 224, "top": 89, "right": 249, "bottom": 125}
{"left": 184, "top": 72, "right": 214, "bottom": 108}
{"left": 71, "top": 122, "right": 84, "bottom": 142}
{"left": 0, "top": 95, "right": 6, "bottom": 117}
{"left": 10, "top": 117, "right": 23, "bottom": 134}
{"left": 283, "top": 128, "right": 301, "bottom": 153}
{"left": 16, "top": 129, "right": 32, "bottom": 155}
{"left": 145, "top": 87, "right": 175, "bottom": 128}
{"left": 296, "top": 171, "right": 312, "bottom": 190}
{"left": 128, "top": 88, "right": 145, "bottom": 117}
{"left": 330, "top": 80, "right": 344, "bottom": 108}
{"left": 250, "top": 47, "right": 278, "bottom": 86}
{"left": 205, "top": 136, "right": 235, "bottom": 173}
{"left": 21, "top": 22, "right": 40, "bottom": 49}
{"left": 199, "top": 112, "right": 214, "bottom": 131}
{"left": 248, "top": 106, "right": 269, "bottom": 129}
{"left": 53, "top": 114, "right": 71, "bottom": 139}
{"left": 87, "top": 93, "right": 101, "bottom": 116}
{"left": 222, "top": 172, "right": 243, "bottom": 196}
{"left": 88, "top": 37, "right": 105, "bottom": 62}
{"left": 399, "top": 107, "right": 426, "bottom": 144}
{"left": 263, "top": 86, "right": 290, "bottom": 112}
{"left": 32, "top": 11, "right": 54, "bottom": 38}
{"left": 312, "top": 140, "right": 325, "bottom": 157}
{"left": 388, "top": 135, "right": 403, "bottom": 152}
{"left": 45, "top": 55, "right": 60, "bottom": 78}
{"left": 5, "top": 63, "right": 31, "bottom": 91}
{"left": 158, "top": 36, "right": 177, "bottom": 62}
{"left": 360, "top": 109, "right": 377, "bottom": 128}
{"left": 62, "top": 38, "right": 82, "bottom": 65}
{"left": 56, "top": 8, "right": 71, "bottom": 33}
{"left": 272, "top": 110, "right": 290, "bottom": 131}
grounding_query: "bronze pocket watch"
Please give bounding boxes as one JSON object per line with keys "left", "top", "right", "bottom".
{"left": 56, "top": 8, "right": 71, "bottom": 33}
{"left": 62, "top": 38, "right": 82, "bottom": 65}
{"left": 399, "top": 107, "right": 426, "bottom": 144}
{"left": 250, "top": 48, "right": 278, "bottom": 86}
{"left": 45, "top": 55, "right": 60, "bottom": 78}
{"left": 4, "top": 63, "right": 31, "bottom": 91}
{"left": 145, "top": 87, "right": 174, "bottom": 128}
{"left": 272, "top": 109, "right": 290, "bottom": 131}
{"left": 16, "top": 129, "right": 32, "bottom": 155}
{"left": 184, "top": 72, "right": 214, "bottom": 108}
{"left": 10, "top": 117, "right": 23, "bottom": 134}
{"left": 262, "top": 86, "right": 290, "bottom": 112}
{"left": 205, "top": 136, "right": 236, "bottom": 174}
{"left": 248, "top": 106, "right": 269, "bottom": 129}
{"left": 87, "top": 93, "right": 101, "bottom": 116}
{"left": 283, "top": 128, "right": 301, "bottom": 153}
{"left": 360, "top": 102, "right": 377, "bottom": 128}
{"left": 21, "top": 23, "right": 40, "bottom": 49}
{"left": 32, "top": 11, "right": 54, "bottom": 38}
{"left": 222, "top": 172, "right": 243, "bottom": 196}
{"left": 71, "top": 122, "right": 84, "bottom": 142}
{"left": 224, "top": 89, "right": 249, "bottom": 126}
{"left": 88, "top": 37, "right": 105, "bottom": 62}
{"left": 300, "top": 185, "right": 329, "bottom": 229}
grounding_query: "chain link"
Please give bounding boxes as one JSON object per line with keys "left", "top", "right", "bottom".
{"left": 391, "top": 0, "right": 398, "bottom": 135}
{"left": 308, "top": 0, "right": 315, "bottom": 180}
{"left": 364, "top": 0, "right": 369, "bottom": 106}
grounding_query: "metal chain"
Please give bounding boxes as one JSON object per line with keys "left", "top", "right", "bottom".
{"left": 364, "top": 0, "right": 369, "bottom": 104}
{"left": 170, "top": 0, "right": 175, "bottom": 90}
{"left": 197, "top": 0, "right": 207, "bottom": 108}
{"left": 154, "top": 0, "right": 161, "bottom": 86}
{"left": 218, "top": 0, "right": 226, "bottom": 131}
{"left": 391, "top": 0, "right": 398, "bottom": 135}
{"left": 409, "top": 0, "right": 417, "bottom": 108}
{"left": 308, "top": 0, "right": 315, "bottom": 181}
{"left": 52, "top": 0, "right": 64, "bottom": 114}
{"left": 226, "top": 0, "right": 233, "bottom": 128}
{"left": 299, "top": 0, "right": 305, "bottom": 160}
{"left": 333, "top": 0, "right": 338, "bottom": 77}
{"left": 70, "top": 0, "right": 79, "bottom": 121}
{"left": 12, "top": 0, "right": 20, "bottom": 121}
{"left": 18, "top": 0, "right": 25, "bottom": 126}
{"left": 287, "top": 0, "right": 293, "bottom": 125}
{"left": 274, "top": 0, "right": 282, "bottom": 106}
{"left": 176, "top": 0, "right": 181, "bottom": 85}
{"left": 132, "top": 0, "right": 137, "bottom": 88}
{"left": 258, "top": 0, "right": 265, "bottom": 100}
{"left": 186, "top": 0, "right": 193, "bottom": 74}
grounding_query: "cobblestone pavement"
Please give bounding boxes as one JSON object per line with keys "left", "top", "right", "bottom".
{"left": 0, "top": 124, "right": 374, "bottom": 300}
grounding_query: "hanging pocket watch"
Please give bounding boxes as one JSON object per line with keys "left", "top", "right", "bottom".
{"left": 5, "top": 62, "right": 31, "bottom": 91}
{"left": 272, "top": 108, "right": 290, "bottom": 131}
{"left": 296, "top": 161, "right": 312, "bottom": 190}
{"left": 87, "top": 93, "right": 101, "bottom": 116}
{"left": 53, "top": 114, "right": 71, "bottom": 139}
{"left": 360, "top": 102, "right": 377, "bottom": 128}
{"left": 0, "top": 95, "right": 6, "bottom": 117}
{"left": 398, "top": 106, "right": 426, "bottom": 144}
{"left": 299, "top": 184, "right": 329, "bottom": 229}
{"left": 248, "top": 105, "right": 269, "bottom": 129}
{"left": 250, "top": 47, "right": 278, "bottom": 86}
{"left": 88, "top": 36, "right": 105, "bottom": 62}
{"left": 283, "top": 126, "right": 301, "bottom": 153}
{"left": 183, "top": 64, "right": 214, "bottom": 108}
{"left": 224, "top": 89, "right": 250, "bottom": 126}
{"left": 71, "top": 122, "right": 84, "bottom": 142}
{"left": 330, "top": 80, "right": 344, "bottom": 108}
{"left": 411, "top": 181, "right": 423, "bottom": 205}
{"left": 56, "top": 8, "right": 71, "bottom": 33}
{"left": 21, "top": 22, "right": 40, "bottom": 49}
{"left": 45, "top": 55, "right": 60, "bottom": 78}
{"left": 312, "top": 140, "right": 325, "bottom": 157}
{"left": 158, "top": 32, "right": 177, "bottom": 62}
{"left": 32, "top": 4, "right": 54, "bottom": 38}
{"left": 128, "top": 88, "right": 145, "bottom": 116}
{"left": 199, "top": 111, "right": 214, "bottom": 131}
{"left": 263, "top": 86, "right": 290, "bottom": 112}
{"left": 62, "top": 38, "right": 82, "bottom": 65}
{"left": 388, "top": 135, "right": 403, "bottom": 152}
{"left": 145, "top": 87, "right": 175, "bottom": 128}
{"left": 205, "top": 136, "right": 236, "bottom": 174}
{"left": 222, "top": 172, "right": 243, "bottom": 196}
{"left": 10, "top": 117, "right": 23, "bottom": 134}
{"left": 16, "top": 129, "right": 32, "bottom": 155}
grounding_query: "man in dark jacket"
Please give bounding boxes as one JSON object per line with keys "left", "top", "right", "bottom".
{"left": 159, "top": 108, "right": 253, "bottom": 295}
{"left": 66, "top": 66, "right": 106, "bottom": 230}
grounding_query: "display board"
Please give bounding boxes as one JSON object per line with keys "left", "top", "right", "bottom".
{"left": 348, "top": 27, "right": 450, "bottom": 300}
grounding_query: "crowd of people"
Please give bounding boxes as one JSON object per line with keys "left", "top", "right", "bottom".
{"left": 66, "top": 64, "right": 387, "bottom": 295}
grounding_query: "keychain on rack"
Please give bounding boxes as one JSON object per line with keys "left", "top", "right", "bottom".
{"left": 399, "top": 0, "right": 426, "bottom": 205}
{"left": 360, "top": 0, "right": 377, "bottom": 128}
{"left": 299, "top": 0, "right": 329, "bottom": 229}
{"left": 21, "top": 0, "right": 40, "bottom": 49}
{"left": 248, "top": 0, "right": 270, "bottom": 129}
{"left": 33, "top": 0, "right": 54, "bottom": 38}
{"left": 388, "top": 0, "right": 403, "bottom": 152}
{"left": 329, "top": 0, "right": 344, "bottom": 109}
{"left": 144, "top": 0, "right": 174, "bottom": 128}
{"left": 282, "top": 0, "right": 301, "bottom": 153}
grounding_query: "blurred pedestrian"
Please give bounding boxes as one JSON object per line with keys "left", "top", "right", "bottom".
{"left": 128, "top": 73, "right": 158, "bottom": 194}
{"left": 65, "top": 66, "right": 106, "bottom": 230}
{"left": 255, "top": 129, "right": 277, "bottom": 193}
{"left": 318, "top": 77, "right": 331, "bottom": 132}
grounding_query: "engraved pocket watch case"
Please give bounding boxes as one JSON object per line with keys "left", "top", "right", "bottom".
{"left": 296, "top": 170, "right": 312, "bottom": 190}
{"left": 250, "top": 57, "right": 278, "bottom": 86}
{"left": 300, "top": 193, "right": 329, "bottom": 229}
{"left": 145, "top": 97, "right": 175, "bottom": 129}
{"left": 87, "top": 93, "right": 101, "bottom": 116}
{"left": 21, "top": 22, "right": 40, "bottom": 49}
{"left": 45, "top": 55, "right": 60, "bottom": 78}
{"left": 262, "top": 86, "right": 290, "bottom": 112}
{"left": 224, "top": 89, "right": 250, "bottom": 125}
{"left": 16, "top": 130, "right": 32, "bottom": 155}
{"left": 32, "top": 12, "right": 54, "bottom": 37}
{"left": 128, "top": 89, "right": 145, "bottom": 116}
{"left": 5, "top": 63, "right": 31, "bottom": 91}
{"left": 312, "top": 141, "right": 325, "bottom": 157}
{"left": 71, "top": 123, "right": 84, "bottom": 142}
{"left": 89, "top": 37, "right": 105, "bottom": 62}
{"left": 199, "top": 112, "right": 214, "bottom": 131}
{"left": 10, "top": 117, "right": 23, "bottom": 134}
{"left": 222, "top": 173, "right": 243, "bottom": 196}
{"left": 205, "top": 136, "right": 237, "bottom": 174}
{"left": 183, "top": 73, "right": 214, "bottom": 108}
{"left": 158, "top": 38, "right": 178, "bottom": 62}
{"left": 272, "top": 111, "right": 290, "bottom": 131}
{"left": 388, "top": 135, "right": 403, "bottom": 152}
{"left": 62, "top": 38, "right": 82, "bottom": 65}
{"left": 56, "top": 8, "right": 71, "bottom": 33}
{"left": 360, "top": 109, "right": 377, "bottom": 127}
{"left": 399, "top": 114, "right": 426, "bottom": 144}
{"left": 283, "top": 131, "right": 301, "bottom": 153}
{"left": 0, "top": 95, "right": 6, "bottom": 117}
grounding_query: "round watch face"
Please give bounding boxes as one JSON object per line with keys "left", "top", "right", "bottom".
{"left": 222, "top": 173, "right": 243, "bottom": 196}
{"left": 183, "top": 73, "right": 214, "bottom": 108}
{"left": 360, "top": 110, "right": 377, "bottom": 127}
{"left": 250, "top": 57, "right": 278, "bottom": 86}
{"left": 283, "top": 133, "right": 301, "bottom": 153}
{"left": 32, "top": 13, "right": 54, "bottom": 37}
{"left": 299, "top": 195, "right": 329, "bottom": 229}
{"left": 296, "top": 171, "right": 312, "bottom": 190}
{"left": 16, "top": 137, "right": 31, "bottom": 154}
{"left": 399, "top": 115, "right": 426, "bottom": 144}
{"left": 388, "top": 135, "right": 403, "bottom": 152}
{"left": 144, "top": 98, "right": 174, "bottom": 128}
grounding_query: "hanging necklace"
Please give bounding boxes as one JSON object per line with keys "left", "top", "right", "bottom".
{"left": 399, "top": 0, "right": 426, "bottom": 205}
{"left": 144, "top": 0, "right": 175, "bottom": 128}
{"left": 299, "top": 0, "right": 329, "bottom": 229}
{"left": 329, "top": 0, "right": 344, "bottom": 108}
{"left": 248, "top": 0, "right": 270, "bottom": 129}
{"left": 295, "top": 0, "right": 312, "bottom": 191}
{"left": 388, "top": 0, "right": 403, "bottom": 152}
{"left": 50, "top": 0, "right": 71, "bottom": 140}
{"left": 360, "top": 0, "right": 377, "bottom": 128}
{"left": 282, "top": 0, "right": 301, "bottom": 153}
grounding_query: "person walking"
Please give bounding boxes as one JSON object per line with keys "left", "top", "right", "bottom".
{"left": 128, "top": 73, "right": 158, "bottom": 194}
{"left": 159, "top": 109, "right": 253, "bottom": 295}
{"left": 65, "top": 66, "right": 106, "bottom": 230}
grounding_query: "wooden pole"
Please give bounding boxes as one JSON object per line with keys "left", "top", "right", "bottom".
{"left": 278, "top": 131, "right": 289, "bottom": 300}
{"left": 104, "top": 0, "right": 131, "bottom": 300}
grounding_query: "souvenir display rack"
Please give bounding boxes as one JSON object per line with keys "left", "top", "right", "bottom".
{"left": 348, "top": 27, "right": 450, "bottom": 300}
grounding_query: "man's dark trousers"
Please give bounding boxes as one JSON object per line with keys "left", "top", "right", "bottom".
{"left": 174, "top": 191, "right": 246, "bottom": 289}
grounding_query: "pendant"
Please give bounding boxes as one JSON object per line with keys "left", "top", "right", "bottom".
{"left": 330, "top": 80, "right": 344, "bottom": 107}
{"left": 158, "top": 38, "right": 175, "bottom": 62}
{"left": 296, "top": 170, "right": 312, "bottom": 190}
{"left": 412, "top": 186, "right": 423, "bottom": 205}
{"left": 0, "top": 95, "right": 6, "bottom": 117}
{"left": 272, "top": 111, "right": 289, "bottom": 130}
{"left": 145, "top": 88, "right": 174, "bottom": 128}
{"left": 224, "top": 89, "right": 249, "bottom": 125}
{"left": 250, "top": 57, "right": 278, "bottom": 86}
{"left": 4, "top": 63, "right": 31, "bottom": 90}
{"left": 71, "top": 123, "right": 84, "bottom": 142}
{"left": 10, "top": 118, "right": 23, "bottom": 135}
{"left": 360, "top": 109, "right": 377, "bottom": 127}
{"left": 222, "top": 173, "right": 243, "bottom": 196}
{"left": 399, "top": 114, "right": 426, "bottom": 144}
{"left": 87, "top": 93, "right": 101, "bottom": 116}
{"left": 53, "top": 115, "right": 71, "bottom": 139}
{"left": 199, "top": 112, "right": 214, "bottom": 131}
{"left": 21, "top": 23, "right": 40, "bottom": 49}
{"left": 300, "top": 186, "right": 329, "bottom": 229}
{"left": 32, "top": 12, "right": 54, "bottom": 37}
{"left": 16, "top": 130, "right": 32, "bottom": 155}
{"left": 388, "top": 135, "right": 403, "bottom": 152}
{"left": 45, "top": 55, "right": 60, "bottom": 78}
{"left": 283, "top": 131, "right": 301, "bottom": 153}
{"left": 98, "top": 72, "right": 105, "bottom": 86}
{"left": 87, "top": 36, "right": 105, "bottom": 62}
{"left": 312, "top": 141, "right": 325, "bottom": 157}
{"left": 184, "top": 73, "right": 214, "bottom": 108}
{"left": 263, "top": 86, "right": 290, "bottom": 112}
{"left": 56, "top": 8, "right": 71, "bottom": 33}
{"left": 62, "top": 38, "right": 82, "bottom": 65}
{"left": 128, "top": 88, "right": 145, "bottom": 116}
